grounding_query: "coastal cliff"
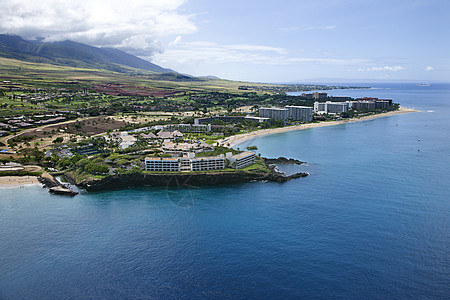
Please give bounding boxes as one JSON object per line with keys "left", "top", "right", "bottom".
{"left": 64, "top": 157, "right": 308, "bottom": 192}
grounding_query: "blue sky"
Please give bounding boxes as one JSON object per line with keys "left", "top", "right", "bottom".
{"left": 1, "top": 0, "right": 449, "bottom": 82}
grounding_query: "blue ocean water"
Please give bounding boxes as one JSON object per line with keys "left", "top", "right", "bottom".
{"left": 1, "top": 83, "right": 449, "bottom": 299}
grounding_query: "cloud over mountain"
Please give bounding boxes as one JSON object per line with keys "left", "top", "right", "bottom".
{"left": 0, "top": 0, "right": 196, "bottom": 57}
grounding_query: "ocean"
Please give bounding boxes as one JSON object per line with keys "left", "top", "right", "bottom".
{"left": 1, "top": 83, "right": 449, "bottom": 299}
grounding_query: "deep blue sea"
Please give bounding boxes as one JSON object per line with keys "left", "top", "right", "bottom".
{"left": 1, "top": 83, "right": 449, "bottom": 299}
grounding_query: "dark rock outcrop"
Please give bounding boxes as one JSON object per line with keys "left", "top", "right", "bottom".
{"left": 263, "top": 157, "right": 305, "bottom": 165}
{"left": 70, "top": 172, "right": 269, "bottom": 192}
{"left": 38, "top": 173, "right": 60, "bottom": 188}
{"left": 65, "top": 157, "right": 309, "bottom": 192}
{"left": 49, "top": 186, "right": 78, "bottom": 196}
{"left": 39, "top": 173, "right": 79, "bottom": 195}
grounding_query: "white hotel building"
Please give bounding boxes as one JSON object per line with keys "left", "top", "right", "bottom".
{"left": 259, "top": 106, "right": 313, "bottom": 122}
{"left": 191, "top": 156, "right": 225, "bottom": 171}
{"left": 145, "top": 151, "right": 256, "bottom": 172}
{"left": 226, "top": 151, "right": 257, "bottom": 169}
{"left": 286, "top": 105, "right": 313, "bottom": 122}
{"left": 145, "top": 157, "right": 181, "bottom": 172}
{"left": 314, "top": 101, "right": 350, "bottom": 114}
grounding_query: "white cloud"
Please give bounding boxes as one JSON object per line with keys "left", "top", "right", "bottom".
{"left": 0, "top": 0, "right": 196, "bottom": 56}
{"left": 305, "top": 25, "right": 336, "bottom": 30}
{"left": 425, "top": 66, "right": 434, "bottom": 71}
{"left": 358, "top": 66, "right": 405, "bottom": 72}
{"left": 153, "top": 41, "right": 368, "bottom": 67}
{"left": 169, "top": 36, "right": 183, "bottom": 47}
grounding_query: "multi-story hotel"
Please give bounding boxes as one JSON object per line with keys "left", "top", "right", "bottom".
{"left": 194, "top": 116, "right": 269, "bottom": 125}
{"left": 226, "top": 151, "right": 257, "bottom": 169}
{"left": 314, "top": 101, "right": 350, "bottom": 114}
{"left": 145, "top": 157, "right": 181, "bottom": 172}
{"left": 259, "top": 107, "right": 289, "bottom": 121}
{"left": 314, "top": 98, "right": 392, "bottom": 114}
{"left": 145, "top": 151, "right": 257, "bottom": 172}
{"left": 259, "top": 106, "right": 313, "bottom": 122}
{"left": 313, "top": 92, "right": 328, "bottom": 100}
{"left": 301, "top": 92, "right": 328, "bottom": 99}
{"left": 145, "top": 155, "right": 226, "bottom": 172}
{"left": 349, "top": 101, "right": 376, "bottom": 111}
{"left": 191, "top": 156, "right": 225, "bottom": 171}
{"left": 286, "top": 105, "right": 313, "bottom": 122}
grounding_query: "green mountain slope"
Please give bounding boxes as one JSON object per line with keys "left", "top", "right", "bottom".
{"left": 0, "top": 34, "right": 173, "bottom": 73}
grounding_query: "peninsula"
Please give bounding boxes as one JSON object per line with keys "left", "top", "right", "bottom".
{"left": 0, "top": 38, "right": 417, "bottom": 192}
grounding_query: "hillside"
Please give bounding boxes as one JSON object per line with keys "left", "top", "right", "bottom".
{"left": 0, "top": 35, "right": 336, "bottom": 95}
{"left": 0, "top": 34, "right": 173, "bottom": 74}
{"left": 0, "top": 56, "right": 261, "bottom": 94}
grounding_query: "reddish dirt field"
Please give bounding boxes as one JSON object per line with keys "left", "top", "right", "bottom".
{"left": 20, "top": 117, "right": 128, "bottom": 140}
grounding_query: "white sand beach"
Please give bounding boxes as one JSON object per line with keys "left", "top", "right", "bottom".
{"left": 220, "top": 107, "right": 418, "bottom": 148}
{"left": 0, "top": 176, "right": 41, "bottom": 188}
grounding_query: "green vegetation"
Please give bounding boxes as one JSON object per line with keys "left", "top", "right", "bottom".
{"left": 0, "top": 170, "right": 43, "bottom": 177}
{"left": 195, "top": 146, "right": 240, "bottom": 157}
{"left": 239, "top": 156, "right": 269, "bottom": 173}
{"left": 52, "top": 137, "right": 64, "bottom": 144}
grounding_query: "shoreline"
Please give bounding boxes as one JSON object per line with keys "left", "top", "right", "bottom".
{"left": 0, "top": 107, "right": 417, "bottom": 189}
{"left": 0, "top": 176, "right": 42, "bottom": 188}
{"left": 220, "top": 107, "right": 418, "bottom": 148}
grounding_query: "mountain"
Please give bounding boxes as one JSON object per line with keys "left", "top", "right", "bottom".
{"left": 198, "top": 75, "right": 221, "bottom": 80}
{"left": 0, "top": 34, "right": 173, "bottom": 73}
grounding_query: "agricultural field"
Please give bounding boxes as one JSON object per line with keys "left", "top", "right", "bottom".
{"left": 0, "top": 57, "right": 268, "bottom": 93}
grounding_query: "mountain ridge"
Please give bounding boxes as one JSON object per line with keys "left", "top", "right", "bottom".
{"left": 0, "top": 34, "right": 173, "bottom": 74}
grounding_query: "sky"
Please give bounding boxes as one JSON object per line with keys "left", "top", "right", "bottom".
{"left": 0, "top": 0, "right": 449, "bottom": 83}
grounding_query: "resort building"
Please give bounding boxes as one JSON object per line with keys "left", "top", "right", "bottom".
{"left": 145, "top": 151, "right": 257, "bottom": 172}
{"left": 314, "top": 101, "right": 350, "bottom": 114}
{"left": 107, "top": 132, "right": 137, "bottom": 149}
{"left": 145, "top": 157, "right": 181, "bottom": 172}
{"left": 157, "top": 130, "right": 175, "bottom": 139}
{"left": 373, "top": 100, "right": 392, "bottom": 109}
{"left": 313, "top": 92, "right": 328, "bottom": 100}
{"left": 259, "top": 107, "right": 289, "bottom": 121}
{"left": 259, "top": 106, "right": 313, "bottom": 122}
{"left": 301, "top": 92, "right": 328, "bottom": 100}
{"left": 226, "top": 151, "right": 256, "bottom": 169}
{"left": 190, "top": 156, "right": 225, "bottom": 171}
{"left": 244, "top": 116, "right": 271, "bottom": 123}
{"left": 140, "top": 132, "right": 157, "bottom": 139}
{"left": 145, "top": 154, "right": 226, "bottom": 172}
{"left": 194, "top": 116, "right": 269, "bottom": 125}
{"left": 355, "top": 97, "right": 393, "bottom": 106}
{"left": 349, "top": 101, "right": 376, "bottom": 111}
{"left": 348, "top": 98, "right": 392, "bottom": 111}
{"left": 286, "top": 105, "right": 313, "bottom": 122}
{"left": 164, "top": 124, "right": 211, "bottom": 133}
{"left": 314, "top": 98, "right": 392, "bottom": 114}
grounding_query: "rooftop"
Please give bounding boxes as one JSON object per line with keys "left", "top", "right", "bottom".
{"left": 192, "top": 155, "right": 224, "bottom": 161}
{"left": 232, "top": 151, "right": 256, "bottom": 159}
{"left": 145, "top": 157, "right": 178, "bottom": 161}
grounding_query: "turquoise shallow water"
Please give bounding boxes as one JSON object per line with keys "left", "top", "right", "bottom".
{"left": 1, "top": 83, "right": 449, "bottom": 299}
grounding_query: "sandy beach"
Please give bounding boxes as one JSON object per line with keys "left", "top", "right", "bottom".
{"left": 0, "top": 176, "right": 41, "bottom": 188}
{"left": 220, "top": 107, "right": 418, "bottom": 148}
